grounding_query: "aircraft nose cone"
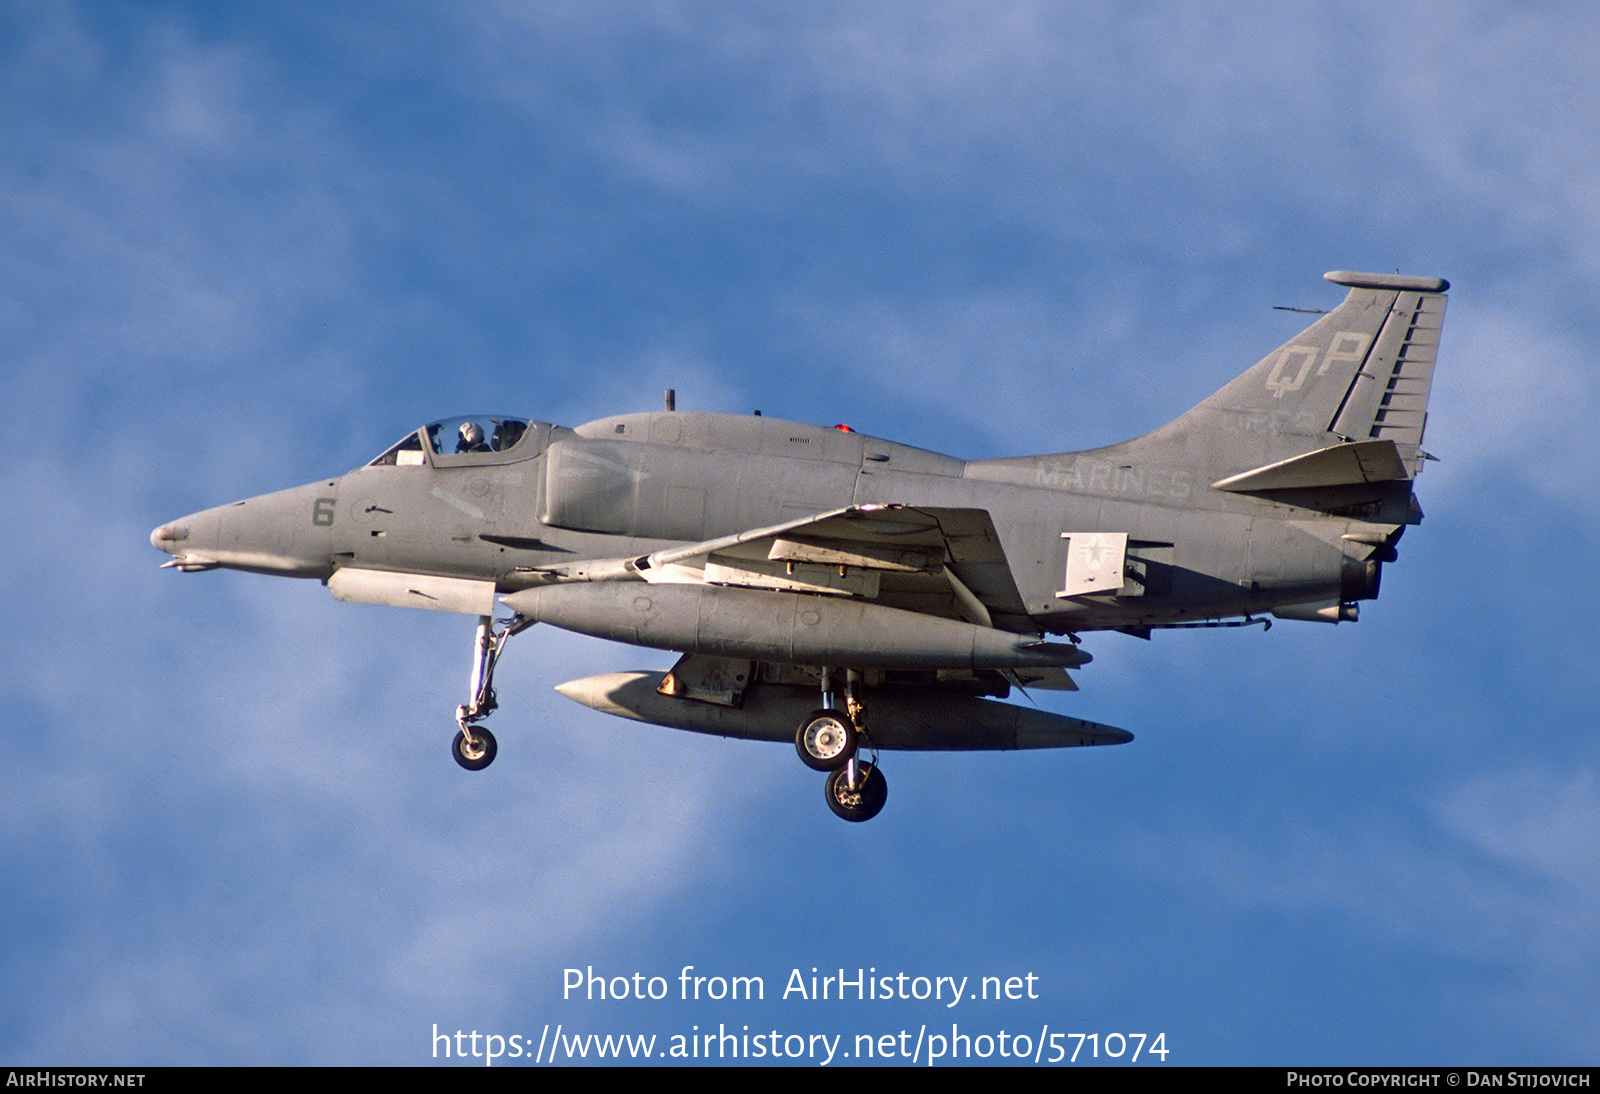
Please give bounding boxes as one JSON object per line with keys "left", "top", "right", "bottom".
{"left": 150, "top": 522, "right": 188, "bottom": 553}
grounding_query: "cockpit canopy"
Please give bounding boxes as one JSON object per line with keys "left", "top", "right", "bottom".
{"left": 368, "top": 415, "right": 532, "bottom": 467}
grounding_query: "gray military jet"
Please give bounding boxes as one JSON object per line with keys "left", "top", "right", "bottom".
{"left": 152, "top": 270, "right": 1448, "bottom": 821}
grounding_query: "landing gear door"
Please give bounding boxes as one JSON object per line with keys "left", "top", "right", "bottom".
{"left": 1057, "top": 532, "right": 1128, "bottom": 598}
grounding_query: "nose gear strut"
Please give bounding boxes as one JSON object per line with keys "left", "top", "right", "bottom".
{"left": 451, "top": 612, "right": 530, "bottom": 771}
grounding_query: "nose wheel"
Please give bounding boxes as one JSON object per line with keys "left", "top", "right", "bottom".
{"left": 452, "top": 726, "right": 498, "bottom": 771}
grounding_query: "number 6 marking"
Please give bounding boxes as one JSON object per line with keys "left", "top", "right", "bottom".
{"left": 312, "top": 497, "right": 336, "bottom": 526}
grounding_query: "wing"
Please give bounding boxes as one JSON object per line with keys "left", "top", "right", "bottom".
{"left": 635, "top": 503, "right": 1035, "bottom": 632}
{"left": 628, "top": 503, "right": 1077, "bottom": 696}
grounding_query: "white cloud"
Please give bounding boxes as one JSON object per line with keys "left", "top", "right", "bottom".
{"left": 1426, "top": 293, "right": 1599, "bottom": 515}
{"left": 1438, "top": 764, "right": 1600, "bottom": 929}
{"left": 775, "top": 280, "right": 1159, "bottom": 455}
{"left": 1091, "top": 753, "right": 1600, "bottom": 1058}
{"left": 0, "top": 8, "right": 770, "bottom": 1063}
{"left": 446, "top": 0, "right": 1600, "bottom": 286}
{"left": 7, "top": 0, "right": 1600, "bottom": 1066}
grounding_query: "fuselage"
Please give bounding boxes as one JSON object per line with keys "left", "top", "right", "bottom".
{"left": 152, "top": 409, "right": 1384, "bottom": 633}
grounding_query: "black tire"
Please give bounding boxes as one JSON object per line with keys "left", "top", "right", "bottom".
{"left": 452, "top": 726, "right": 497, "bottom": 771}
{"left": 824, "top": 761, "right": 887, "bottom": 822}
{"left": 795, "top": 708, "right": 857, "bottom": 771}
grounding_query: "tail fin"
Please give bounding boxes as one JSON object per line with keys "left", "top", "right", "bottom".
{"left": 1113, "top": 271, "right": 1449, "bottom": 488}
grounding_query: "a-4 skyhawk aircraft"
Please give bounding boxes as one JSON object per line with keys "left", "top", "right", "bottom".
{"left": 152, "top": 270, "right": 1448, "bottom": 821}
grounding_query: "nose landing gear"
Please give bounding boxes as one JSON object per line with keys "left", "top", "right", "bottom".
{"left": 450, "top": 613, "right": 528, "bottom": 772}
{"left": 452, "top": 725, "right": 497, "bottom": 770}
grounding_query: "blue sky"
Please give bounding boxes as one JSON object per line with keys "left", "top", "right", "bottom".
{"left": 4, "top": 0, "right": 1598, "bottom": 1066}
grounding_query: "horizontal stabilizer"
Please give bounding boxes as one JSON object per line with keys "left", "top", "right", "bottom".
{"left": 1211, "top": 439, "right": 1410, "bottom": 494}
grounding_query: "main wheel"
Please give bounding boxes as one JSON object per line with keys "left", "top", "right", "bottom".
{"left": 796, "top": 708, "right": 857, "bottom": 771}
{"left": 824, "top": 761, "right": 887, "bottom": 822}
{"left": 452, "top": 726, "right": 498, "bottom": 771}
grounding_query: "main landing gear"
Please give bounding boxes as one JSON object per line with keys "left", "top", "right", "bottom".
{"left": 451, "top": 613, "right": 527, "bottom": 772}
{"left": 795, "top": 669, "right": 888, "bottom": 822}
{"left": 796, "top": 708, "right": 857, "bottom": 771}
{"left": 825, "top": 761, "right": 887, "bottom": 823}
